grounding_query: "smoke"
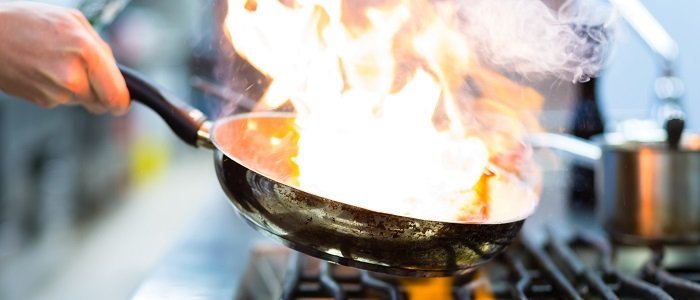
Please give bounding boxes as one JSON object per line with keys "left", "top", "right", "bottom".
{"left": 454, "top": 0, "right": 617, "bottom": 82}
{"left": 220, "top": 0, "right": 620, "bottom": 222}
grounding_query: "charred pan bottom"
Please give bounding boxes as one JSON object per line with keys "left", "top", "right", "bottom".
{"left": 214, "top": 150, "right": 524, "bottom": 277}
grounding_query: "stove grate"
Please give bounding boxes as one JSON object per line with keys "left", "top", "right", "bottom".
{"left": 642, "top": 246, "right": 700, "bottom": 299}
{"left": 243, "top": 230, "right": 700, "bottom": 299}
{"left": 281, "top": 251, "right": 405, "bottom": 300}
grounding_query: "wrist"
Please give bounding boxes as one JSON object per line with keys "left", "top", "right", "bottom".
{"left": 0, "top": 6, "right": 7, "bottom": 57}
{"left": 0, "top": 3, "right": 17, "bottom": 34}
{"left": 0, "top": 4, "right": 6, "bottom": 22}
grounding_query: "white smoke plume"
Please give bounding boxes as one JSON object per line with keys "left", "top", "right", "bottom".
{"left": 455, "top": 0, "right": 617, "bottom": 82}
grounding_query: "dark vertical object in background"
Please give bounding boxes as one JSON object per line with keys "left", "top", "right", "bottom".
{"left": 189, "top": 0, "right": 268, "bottom": 118}
{"left": 569, "top": 78, "right": 604, "bottom": 209}
{"left": 188, "top": 0, "right": 225, "bottom": 117}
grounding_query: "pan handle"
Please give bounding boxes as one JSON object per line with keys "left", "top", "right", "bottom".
{"left": 528, "top": 133, "right": 601, "bottom": 168}
{"left": 119, "top": 65, "right": 213, "bottom": 148}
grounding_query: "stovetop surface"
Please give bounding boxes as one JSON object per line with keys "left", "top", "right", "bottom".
{"left": 236, "top": 228, "right": 700, "bottom": 300}
{"left": 130, "top": 162, "right": 700, "bottom": 300}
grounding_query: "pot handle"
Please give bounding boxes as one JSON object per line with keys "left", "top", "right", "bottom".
{"left": 528, "top": 133, "right": 601, "bottom": 168}
{"left": 119, "top": 65, "right": 213, "bottom": 148}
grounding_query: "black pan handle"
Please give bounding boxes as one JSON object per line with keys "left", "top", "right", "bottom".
{"left": 119, "top": 65, "right": 212, "bottom": 148}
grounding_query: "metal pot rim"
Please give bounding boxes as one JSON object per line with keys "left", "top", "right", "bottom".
{"left": 594, "top": 132, "right": 700, "bottom": 152}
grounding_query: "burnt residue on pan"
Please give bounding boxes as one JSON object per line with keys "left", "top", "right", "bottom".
{"left": 215, "top": 151, "right": 524, "bottom": 277}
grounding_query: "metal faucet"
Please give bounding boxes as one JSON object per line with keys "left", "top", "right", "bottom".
{"left": 609, "top": 0, "right": 685, "bottom": 148}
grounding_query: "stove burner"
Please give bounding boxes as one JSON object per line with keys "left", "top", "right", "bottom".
{"left": 281, "top": 252, "right": 404, "bottom": 300}
{"left": 237, "top": 230, "right": 700, "bottom": 299}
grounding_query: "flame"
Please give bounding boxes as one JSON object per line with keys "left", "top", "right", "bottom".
{"left": 400, "top": 277, "right": 453, "bottom": 300}
{"left": 224, "top": 0, "right": 542, "bottom": 223}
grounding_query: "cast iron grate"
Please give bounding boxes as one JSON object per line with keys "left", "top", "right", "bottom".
{"left": 239, "top": 230, "right": 700, "bottom": 299}
{"left": 280, "top": 251, "right": 405, "bottom": 300}
{"left": 456, "top": 231, "right": 673, "bottom": 299}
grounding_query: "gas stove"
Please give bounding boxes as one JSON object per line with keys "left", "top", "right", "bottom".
{"left": 130, "top": 165, "right": 700, "bottom": 300}
{"left": 236, "top": 228, "right": 700, "bottom": 299}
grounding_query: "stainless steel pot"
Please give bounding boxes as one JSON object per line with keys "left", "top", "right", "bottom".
{"left": 530, "top": 131, "right": 700, "bottom": 244}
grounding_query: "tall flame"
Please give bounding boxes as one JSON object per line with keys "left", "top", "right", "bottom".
{"left": 224, "top": 0, "right": 544, "bottom": 223}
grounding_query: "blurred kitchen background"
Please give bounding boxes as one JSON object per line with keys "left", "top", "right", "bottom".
{"left": 0, "top": 0, "right": 698, "bottom": 299}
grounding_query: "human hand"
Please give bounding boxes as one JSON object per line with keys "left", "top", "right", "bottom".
{"left": 0, "top": 1, "right": 129, "bottom": 115}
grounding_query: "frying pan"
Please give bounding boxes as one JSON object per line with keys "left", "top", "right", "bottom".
{"left": 120, "top": 65, "right": 525, "bottom": 277}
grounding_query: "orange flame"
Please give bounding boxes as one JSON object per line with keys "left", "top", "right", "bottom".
{"left": 224, "top": 0, "right": 541, "bottom": 223}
